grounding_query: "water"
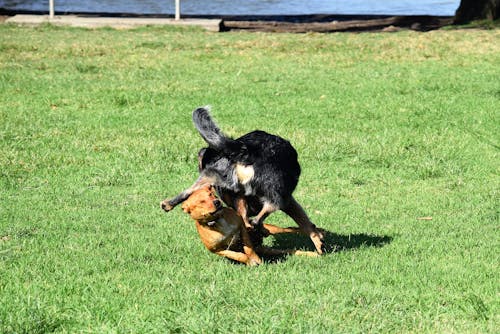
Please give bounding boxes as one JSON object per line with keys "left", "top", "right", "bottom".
{"left": 0, "top": 0, "right": 460, "bottom": 16}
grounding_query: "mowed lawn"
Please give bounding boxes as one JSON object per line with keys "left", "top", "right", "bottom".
{"left": 0, "top": 23, "right": 498, "bottom": 333}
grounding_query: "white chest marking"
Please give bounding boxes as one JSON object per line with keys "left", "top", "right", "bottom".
{"left": 235, "top": 164, "right": 254, "bottom": 185}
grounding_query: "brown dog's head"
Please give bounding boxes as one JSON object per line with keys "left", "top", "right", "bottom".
{"left": 181, "top": 185, "right": 223, "bottom": 223}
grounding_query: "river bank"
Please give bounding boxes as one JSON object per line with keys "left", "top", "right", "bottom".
{"left": 0, "top": 9, "right": 453, "bottom": 32}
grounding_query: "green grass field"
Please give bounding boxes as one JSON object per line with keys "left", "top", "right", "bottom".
{"left": 0, "top": 23, "right": 498, "bottom": 333}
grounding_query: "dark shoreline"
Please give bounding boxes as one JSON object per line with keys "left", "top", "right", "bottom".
{"left": 0, "top": 8, "right": 454, "bottom": 32}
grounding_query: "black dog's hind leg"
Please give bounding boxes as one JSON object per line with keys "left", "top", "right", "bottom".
{"left": 282, "top": 196, "right": 324, "bottom": 254}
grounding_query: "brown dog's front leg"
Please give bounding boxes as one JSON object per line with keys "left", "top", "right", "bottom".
{"left": 256, "top": 246, "right": 320, "bottom": 257}
{"left": 215, "top": 250, "right": 261, "bottom": 266}
{"left": 262, "top": 224, "right": 324, "bottom": 236}
{"left": 262, "top": 224, "right": 301, "bottom": 235}
{"left": 235, "top": 197, "right": 251, "bottom": 228}
{"left": 237, "top": 215, "right": 262, "bottom": 265}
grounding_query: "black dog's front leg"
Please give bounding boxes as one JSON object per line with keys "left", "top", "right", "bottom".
{"left": 160, "top": 175, "right": 214, "bottom": 212}
{"left": 161, "top": 191, "right": 191, "bottom": 212}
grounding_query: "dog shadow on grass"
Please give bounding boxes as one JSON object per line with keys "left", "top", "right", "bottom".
{"left": 261, "top": 230, "right": 393, "bottom": 263}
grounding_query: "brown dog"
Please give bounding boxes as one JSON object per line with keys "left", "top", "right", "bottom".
{"left": 177, "top": 185, "right": 318, "bottom": 266}
{"left": 181, "top": 185, "right": 262, "bottom": 266}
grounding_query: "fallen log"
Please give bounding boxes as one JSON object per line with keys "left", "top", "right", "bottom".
{"left": 223, "top": 16, "right": 453, "bottom": 33}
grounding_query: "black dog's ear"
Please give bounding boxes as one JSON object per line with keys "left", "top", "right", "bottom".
{"left": 198, "top": 148, "right": 207, "bottom": 171}
{"left": 198, "top": 147, "right": 219, "bottom": 171}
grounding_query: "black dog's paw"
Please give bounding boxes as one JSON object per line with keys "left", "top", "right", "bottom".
{"left": 160, "top": 200, "right": 174, "bottom": 212}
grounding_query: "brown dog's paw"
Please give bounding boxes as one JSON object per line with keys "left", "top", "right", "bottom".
{"left": 160, "top": 200, "right": 174, "bottom": 212}
{"left": 247, "top": 260, "right": 261, "bottom": 266}
{"left": 247, "top": 255, "right": 262, "bottom": 266}
{"left": 294, "top": 250, "right": 320, "bottom": 257}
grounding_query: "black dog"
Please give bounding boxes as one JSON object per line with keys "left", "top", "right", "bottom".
{"left": 161, "top": 107, "right": 324, "bottom": 254}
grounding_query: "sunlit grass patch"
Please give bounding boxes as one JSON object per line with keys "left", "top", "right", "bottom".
{"left": 1, "top": 24, "right": 498, "bottom": 333}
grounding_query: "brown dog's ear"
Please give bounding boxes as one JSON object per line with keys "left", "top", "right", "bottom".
{"left": 181, "top": 203, "right": 190, "bottom": 214}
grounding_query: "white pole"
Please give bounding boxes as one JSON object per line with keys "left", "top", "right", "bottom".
{"left": 49, "top": 0, "right": 54, "bottom": 19}
{"left": 175, "top": 0, "right": 180, "bottom": 20}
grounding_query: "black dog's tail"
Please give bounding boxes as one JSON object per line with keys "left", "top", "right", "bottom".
{"left": 192, "top": 106, "right": 244, "bottom": 156}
